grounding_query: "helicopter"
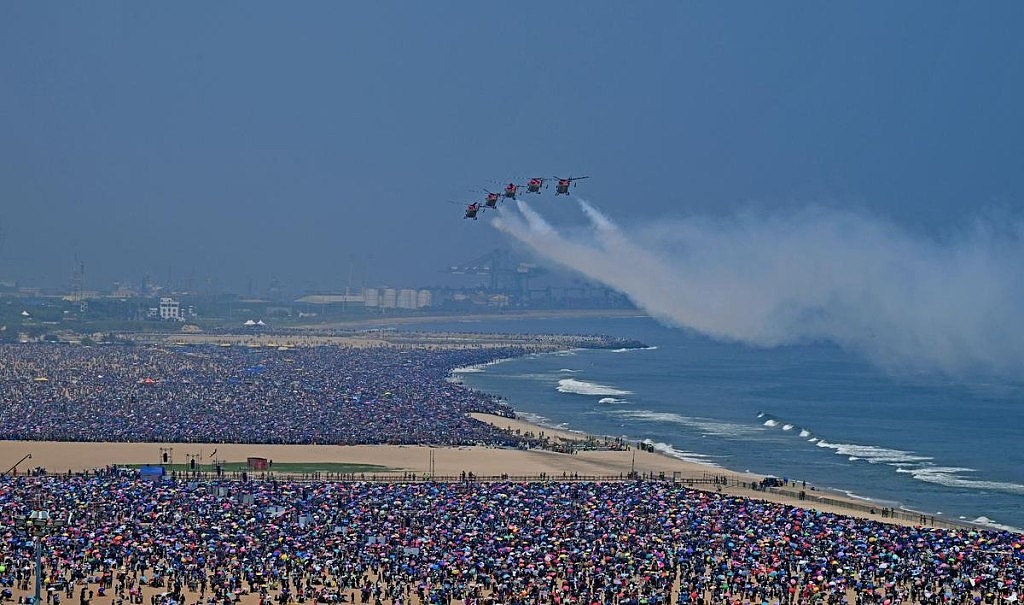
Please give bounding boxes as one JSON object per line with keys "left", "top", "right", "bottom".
{"left": 482, "top": 190, "right": 501, "bottom": 209}
{"left": 464, "top": 202, "right": 482, "bottom": 220}
{"left": 503, "top": 182, "right": 520, "bottom": 200}
{"left": 554, "top": 175, "right": 589, "bottom": 195}
{"left": 525, "top": 177, "right": 546, "bottom": 194}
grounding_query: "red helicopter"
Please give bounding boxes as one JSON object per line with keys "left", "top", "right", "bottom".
{"left": 482, "top": 190, "right": 501, "bottom": 209}
{"left": 525, "top": 177, "right": 546, "bottom": 193}
{"left": 464, "top": 202, "right": 482, "bottom": 219}
{"left": 503, "top": 182, "right": 520, "bottom": 200}
{"left": 554, "top": 176, "right": 589, "bottom": 195}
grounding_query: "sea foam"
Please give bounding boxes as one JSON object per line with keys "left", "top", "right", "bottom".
{"left": 451, "top": 367, "right": 485, "bottom": 373}
{"left": 895, "top": 466, "right": 1024, "bottom": 495}
{"left": 556, "top": 378, "right": 632, "bottom": 396}
{"left": 611, "top": 409, "right": 764, "bottom": 438}
{"left": 814, "top": 440, "right": 933, "bottom": 465}
{"left": 646, "top": 440, "right": 718, "bottom": 466}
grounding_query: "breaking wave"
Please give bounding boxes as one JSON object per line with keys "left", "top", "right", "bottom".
{"left": 966, "top": 516, "right": 1021, "bottom": 533}
{"left": 814, "top": 440, "right": 934, "bottom": 465}
{"left": 758, "top": 412, "right": 814, "bottom": 440}
{"left": 895, "top": 466, "right": 1024, "bottom": 495}
{"left": 556, "top": 378, "right": 632, "bottom": 396}
{"left": 758, "top": 413, "right": 1023, "bottom": 500}
{"left": 644, "top": 440, "right": 718, "bottom": 466}
{"left": 451, "top": 366, "right": 485, "bottom": 373}
{"left": 611, "top": 409, "right": 765, "bottom": 439}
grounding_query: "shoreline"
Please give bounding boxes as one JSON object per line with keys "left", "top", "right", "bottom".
{"left": 0, "top": 410, "right": 970, "bottom": 530}
{"left": 298, "top": 308, "right": 648, "bottom": 330}
{"left": 1, "top": 327, "right": 996, "bottom": 531}
{"left": 446, "top": 337, "right": 1011, "bottom": 532}
{"left": 467, "top": 413, "right": 967, "bottom": 529}
{"left": 452, "top": 352, "right": 954, "bottom": 528}
{"left": 130, "top": 327, "right": 644, "bottom": 352}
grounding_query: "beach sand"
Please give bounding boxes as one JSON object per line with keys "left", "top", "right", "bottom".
{"left": 0, "top": 326, "right": 987, "bottom": 605}
{"left": 0, "top": 412, "right": 966, "bottom": 605}
{"left": 1, "top": 412, "right": 940, "bottom": 529}
{"left": 129, "top": 324, "right": 629, "bottom": 351}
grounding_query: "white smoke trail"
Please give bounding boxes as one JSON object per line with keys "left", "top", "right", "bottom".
{"left": 493, "top": 200, "right": 1024, "bottom": 376}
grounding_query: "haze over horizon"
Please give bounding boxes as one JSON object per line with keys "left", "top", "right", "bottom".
{"left": 2, "top": 3, "right": 1023, "bottom": 294}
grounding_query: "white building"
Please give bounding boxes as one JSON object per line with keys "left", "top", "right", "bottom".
{"left": 358, "top": 287, "right": 430, "bottom": 309}
{"left": 397, "top": 289, "right": 417, "bottom": 309}
{"left": 159, "top": 297, "right": 181, "bottom": 321}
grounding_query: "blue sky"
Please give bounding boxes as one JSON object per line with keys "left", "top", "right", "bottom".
{"left": 2, "top": 3, "right": 1022, "bottom": 292}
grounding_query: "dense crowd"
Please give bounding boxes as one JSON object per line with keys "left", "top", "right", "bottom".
{"left": 0, "top": 343, "right": 527, "bottom": 445}
{"left": 0, "top": 473, "right": 1020, "bottom": 605}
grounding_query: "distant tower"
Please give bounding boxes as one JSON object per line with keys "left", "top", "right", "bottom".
{"left": 268, "top": 279, "right": 284, "bottom": 303}
{"left": 71, "top": 260, "right": 85, "bottom": 302}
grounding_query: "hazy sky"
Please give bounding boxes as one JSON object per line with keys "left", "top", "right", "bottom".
{"left": 2, "top": 3, "right": 1022, "bottom": 293}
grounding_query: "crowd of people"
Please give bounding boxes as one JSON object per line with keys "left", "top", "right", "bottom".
{"left": 0, "top": 343, "right": 529, "bottom": 446}
{"left": 0, "top": 471, "right": 1020, "bottom": 605}
{"left": 2, "top": 341, "right": 1022, "bottom": 604}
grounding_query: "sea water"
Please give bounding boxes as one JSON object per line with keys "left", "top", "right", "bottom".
{"left": 408, "top": 315, "right": 1024, "bottom": 531}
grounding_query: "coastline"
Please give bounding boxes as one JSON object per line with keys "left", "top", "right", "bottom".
{"left": 299, "top": 308, "right": 648, "bottom": 330}
{"left": 442, "top": 328, "right": 1009, "bottom": 532}
{"left": 0, "top": 410, "right": 964, "bottom": 529}
{"left": 467, "top": 413, "right": 964, "bottom": 529}
{"left": 448, "top": 350, "right": 947, "bottom": 527}
{"left": 2, "top": 322, "right": 992, "bottom": 531}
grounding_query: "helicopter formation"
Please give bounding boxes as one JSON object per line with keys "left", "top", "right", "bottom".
{"left": 462, "top": 176, "right": 589, "bottom": 219}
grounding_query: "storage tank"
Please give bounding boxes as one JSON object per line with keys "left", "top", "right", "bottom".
{"left": 416, "top": 289, "right": 432, "bottom": 308}
{"left": 382, "top": 288, "right": 397, "bottom": 309}
{"left": 363, "top": 288, "right": 380, "bottom": 307}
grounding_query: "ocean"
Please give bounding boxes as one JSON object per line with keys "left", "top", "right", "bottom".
{"left": 406, "top": 314, "right": 1024, "bottom": 531}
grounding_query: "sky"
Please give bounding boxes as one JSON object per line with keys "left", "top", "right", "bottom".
{"left": 1, "top": 2, "right": 1023, "bottom": 295}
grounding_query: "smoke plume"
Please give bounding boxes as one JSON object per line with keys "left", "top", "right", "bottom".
{"left": 492, "top": 200, "right": 1024, "bottom": 376}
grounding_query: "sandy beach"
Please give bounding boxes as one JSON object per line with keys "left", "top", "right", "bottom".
{"left": 0, "top": 335, "right": 1009, "bottom": 605}
{"left": 127, "top": 318, "right": 642, "bottom": 351}
{"left": 1, "top": 411, "right": 943, "bottom": 529}
{"left": 299, "top": 308, "right": 647, "bottom": 331}
{"left": 1, "top": 325, "right": 965, "bottom": 530}
{"left": 0, "top": 348, "right": 993, "bottom": 605}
